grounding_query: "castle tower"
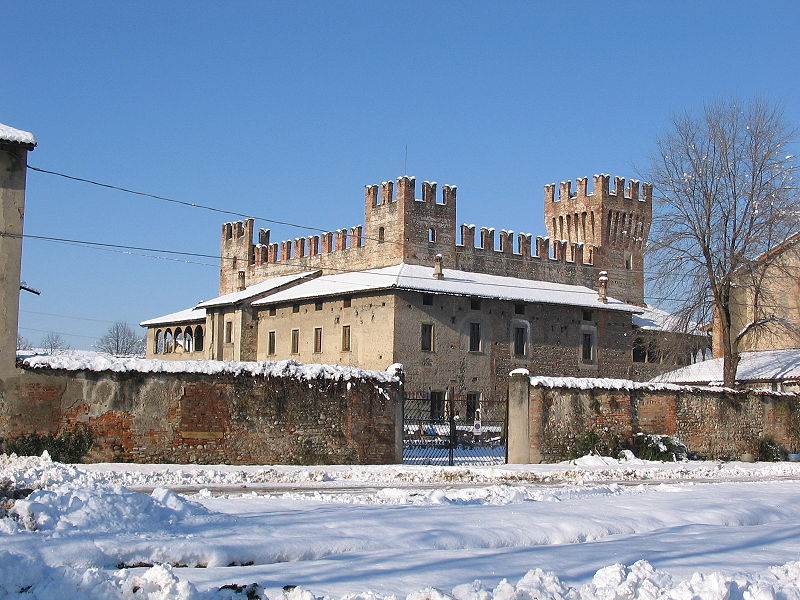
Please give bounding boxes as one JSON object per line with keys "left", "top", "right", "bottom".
{"left": 544, "top": 175, "right": 652, "bottom": 305}
{"left": 363, "top": 176, "right": 457, "bottom": 267}
{"left": 220, "top": 218, "right": 255, "bottom": 294}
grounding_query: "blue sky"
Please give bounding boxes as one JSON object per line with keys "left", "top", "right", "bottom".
{"left": 5, "top": 1, "right": 800, "bottom": 349}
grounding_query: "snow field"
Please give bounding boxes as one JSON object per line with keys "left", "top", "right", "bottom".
{"left": 1, "top": 453, "right": 800, "bottom": 598}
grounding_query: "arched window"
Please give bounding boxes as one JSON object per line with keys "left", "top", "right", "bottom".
{"left": 155, "top": 329, "right": 164, "bottom": 354}
{"left": 194, "top": 325, "right": 204, "bottom": 352}
{"left": 184, "top": 330, "right": 194, "bottom": 353}
{"left": 175, "top": 327, "right": 184, "bottom": 353}
{"left": 164, "top": 329, "right": 174, "bottom": 353}
{"left": 428, "top": 228, "right": 436, "bottom": 243}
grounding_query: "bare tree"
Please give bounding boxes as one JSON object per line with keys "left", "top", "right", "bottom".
{"left": 646, "top": 99, "right": 799, "bottom": 386}
{"left": 96, "top": 321, "right": 145, "bottom": 356}
{"left": 16, "top": 334, "right": 31, "bottom": 351}
{"left": 41, "top": 332, "right": 71, "bottom": 354}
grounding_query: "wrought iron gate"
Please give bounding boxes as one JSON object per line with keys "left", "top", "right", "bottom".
{"left": 402, "top": 392, "right": 507, "bottom": 466}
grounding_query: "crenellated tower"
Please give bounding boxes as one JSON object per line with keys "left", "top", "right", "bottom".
{"left": 544, "top": 174, "right": 652, "bottom": 304}
{"left": 364, "top": 175, "right": 457, "bottom": 266}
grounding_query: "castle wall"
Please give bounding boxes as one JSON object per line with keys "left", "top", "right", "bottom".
{"left": 508, "top": 375, "right": 800, "bottom": 463}
{"left": 3, "top": 363, "right": 402, "bottom": 465}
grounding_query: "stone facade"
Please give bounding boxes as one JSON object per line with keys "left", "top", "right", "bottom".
{"left": 3, "top": 364, "right": 402, "bottom": 465}
{"left": 508, "top": 374, "right": 800, "bottom": 463}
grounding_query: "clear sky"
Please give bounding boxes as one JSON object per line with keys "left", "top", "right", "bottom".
{"left": 5, "top": 1, "right": 800, "bottom": 350}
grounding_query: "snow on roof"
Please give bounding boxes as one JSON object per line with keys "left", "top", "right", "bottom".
{"left": 252, "top": 263, "right": 640, "bottom": 313}
{"left": 139, "top": 306, "right": 206, "bottom": 327}
{"left": 20, "top": 354, "right": 402, "bottom": 383}
{"left": 650, "top": 348, "right": 800, "bottom": 385}
{"left": 196, "top": 271, "right": 320, "bottom": 309}
{"left": 0, "top": 122, "right": 36, "bottom": 146}
{"left": 632, "top": 305, "right": 704, "bottom": 334}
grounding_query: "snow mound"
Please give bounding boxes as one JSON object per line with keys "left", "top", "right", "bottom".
{"left": 10, "top": 485, "right": 213, "bottom": 533}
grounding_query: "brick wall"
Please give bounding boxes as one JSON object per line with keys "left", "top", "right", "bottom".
{"left": 508, "top": 376, "right": 800, "bottom": 462}
{"left": 1, "top": 365, "right": 402, "bottom": 465}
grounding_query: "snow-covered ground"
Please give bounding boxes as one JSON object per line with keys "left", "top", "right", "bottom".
{"left": 3, "top": 454, "right": 800, "bottom": 599}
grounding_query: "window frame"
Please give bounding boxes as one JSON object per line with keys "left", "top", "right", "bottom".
{"left": 290, "top": 328, "right": 300, "bottom": 354}
{"left": 313, "top": 327, "right": 323, "bottom": 353}
{"left": 469, "top": 322, "right": 481, "bottom": 352}
{"left": 421, "top": 323, "right": 435, "bottom": 352}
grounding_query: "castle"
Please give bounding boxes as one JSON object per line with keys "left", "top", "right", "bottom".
{"left": 142, "top": 174, "right": 684, "bottom": 408}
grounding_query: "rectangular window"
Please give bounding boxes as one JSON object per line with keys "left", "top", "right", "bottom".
{"left": 466, "top": 392, "right": 480, "bottom": 422}
{"left": 267, "top": 331, "right": 276, "bottom": 355}
{"left": 313, "top": 327, "right": 323, "bottom": 353}
{"left": 341, "top": 325, "right": 351, "bottom": 351}
{"left": 514, "top": 303, "right": 525, "bottom": 315}
{"left": 423, "top": 294, "right": 433, "bottom": 306}
{"left": 582, "top": 309, "right": 593, "bottom": 322}
{"left": 430, "top": 391, "right": 445, "bottom": 421}
{"left": 292, "top": 304, "right": 300, "bottom": 313}
{"left": 224, "top": 321, "right": 232, "bottom": 344}
{"left": 290, "top": 329, "right": 300, "bottom": 354}
{"left": 315, "top": 301, "right": 323, "bottom": 311}
{"left": 470, "top": 299, "right": 481, "bottom": 310}
{"left": 421, "top": 323, "right": 434, "bottom": 352}
{"left": 343, "top": 297, "right": 351, "bottom": 308}
{"left": 514, "top": 326, "right": 526, "bottom": 356}
{"left": 582, "top": 332, "right": 595, "bottom": 362}
{"left": 268, "top": 307, "right": 276, "bottom": 317}
{"left": 469, "top": 322, "right": 481, "bottom": 352}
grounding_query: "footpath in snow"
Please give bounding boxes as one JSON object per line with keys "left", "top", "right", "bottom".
{"left": 1, "top": 453, "right": 800, "bottom": 599}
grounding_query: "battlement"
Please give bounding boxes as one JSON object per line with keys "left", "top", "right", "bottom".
{"left": 218, "top": 173, "right": 647, "bottom": 303}
{"left": 545, "top": 175, "right": 653, "bottom": 204}
{"left": 456, "top": 224, "right": 592, "bottom": 265}
{"left": 366, "top": 175, "right": 457, "bottom": 206}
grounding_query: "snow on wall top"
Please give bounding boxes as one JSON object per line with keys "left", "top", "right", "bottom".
{"left": 528, "top": 375, "right": 730, "bottom": 393}
{"left": 196, "top": 270, "right": 320, "bottom": 309}
{"left": 650, "top": 348, "right": 800, "bottom": 384}
{"left": 252, "top": 263, "right": 640, "bottom": 313}
{"left": 0, "top": 122, "right": 36, "bottom": 146}
{"left": 139, "top": 306, "right": 206, "bottom": 327}
{"left": 21, "top": 354, "right": 402, "bottom": 383}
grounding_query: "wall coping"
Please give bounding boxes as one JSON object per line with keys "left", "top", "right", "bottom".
{"left": 527, "top": 375, "right": 799, "bottom": 397}
{"left": 19, "top": 353, "right": 403, "bottom": 384}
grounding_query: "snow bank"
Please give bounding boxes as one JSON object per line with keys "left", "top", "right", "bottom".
{"left": 19, "top": 354, "right": 401, "bottom": 383}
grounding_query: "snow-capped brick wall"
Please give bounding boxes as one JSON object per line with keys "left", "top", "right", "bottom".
{"left": 5, "top": 359, "right": 403, "bottom": 465}
{"left": 509, "top": 375, "right": 800, "bottom": 462}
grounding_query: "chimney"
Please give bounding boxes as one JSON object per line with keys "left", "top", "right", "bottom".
{"left": 433, "top": 254, "right": 444, "bottom": 280}
{"left": 597, "top": 270, "right": 608, "bottom": 303}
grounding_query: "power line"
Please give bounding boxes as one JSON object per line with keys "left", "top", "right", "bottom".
{"left": 27, "top": 164, "right": 800, "bottom": 281}
{"left": 18, "top": 326, "right": 99, "bottom": 340}
{"left": 27, "top": 165, "right": 328, "bottom": 233}
{"left": 8, "top": 230, "right": 796, "bottom": 308}
{"left": 20, "top": 310, "right": 119, "bottom": 324}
